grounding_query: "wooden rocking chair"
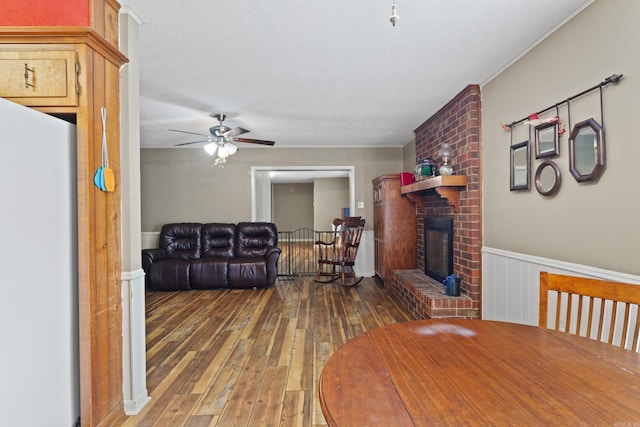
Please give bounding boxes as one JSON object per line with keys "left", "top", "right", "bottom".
{"left": 314, "top": 217, "right": 366, "bottom": 287}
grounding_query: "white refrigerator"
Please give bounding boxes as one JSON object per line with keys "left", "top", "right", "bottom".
{"left": 0, "top": 97, "right": 80, "bottom": 426}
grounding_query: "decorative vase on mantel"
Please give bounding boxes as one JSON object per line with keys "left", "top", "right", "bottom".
{"left": 438, "top": 143, "right": 455, "bottom": 175}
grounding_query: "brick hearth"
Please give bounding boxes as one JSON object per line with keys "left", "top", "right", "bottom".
{"left": 391, "top": 270, "right": 478, "bottom": 319}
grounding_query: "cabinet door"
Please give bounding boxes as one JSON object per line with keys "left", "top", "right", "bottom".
{"left": 0, "top": 50, "right": 77, "bottom": 107}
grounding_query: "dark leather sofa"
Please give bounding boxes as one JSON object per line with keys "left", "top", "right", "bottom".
{"left": 142, "top": 222, "right": 281, "bottom": 291}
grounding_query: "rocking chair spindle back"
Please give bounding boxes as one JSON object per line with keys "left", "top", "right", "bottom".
{"left": 314, "top": 217, "right": 366, "bottom": 287}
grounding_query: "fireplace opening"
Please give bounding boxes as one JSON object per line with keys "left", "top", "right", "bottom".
{"left": 424, "top": 217, "right": 453, "bottom": 283}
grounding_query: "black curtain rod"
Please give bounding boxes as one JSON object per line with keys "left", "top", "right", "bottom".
{"left": 507, "top": 73, "right": 623, "bottom": 128}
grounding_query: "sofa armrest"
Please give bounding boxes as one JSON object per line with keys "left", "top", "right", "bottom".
{"left": 142, "top": 248, "right": 168, "bottom": 274}
{"left": 266, "top": 246, "right": 281, "bottom": 259}
{"left": 265, "top": 246, "right": 282, "bottom": 284}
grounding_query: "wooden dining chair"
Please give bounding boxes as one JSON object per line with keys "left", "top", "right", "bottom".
{"left": 539, "top": 271, "right": 640, "bottom": 351}
{"left": 314, "top": 217, "right": 365, "bottom": 287}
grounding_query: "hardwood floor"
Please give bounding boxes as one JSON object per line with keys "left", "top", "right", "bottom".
{"left": 120, "top": 276, "right": 414, "bottom": 427}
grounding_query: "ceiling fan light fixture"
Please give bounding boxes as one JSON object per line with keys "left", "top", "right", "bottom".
{"left": 171, "top": 112, "right": 274, "bottom": 167}
{"left": 204, "top": 142, "right": 217, "bottom": 156}
{"left": 217, "top": 143, "right": 231, "bottom": 158}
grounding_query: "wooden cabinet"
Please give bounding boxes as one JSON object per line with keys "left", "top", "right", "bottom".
{"left": 0, "top": 46, "right": 78, "bottom": 107}
{"left": 373, "top": 174, "right": 417, "bottom": 288}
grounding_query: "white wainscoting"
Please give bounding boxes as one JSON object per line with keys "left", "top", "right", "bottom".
{"left": 141, "top": 232, "right": 160, "bottom": 250}
{"left": 355, "top": 230, "right": 375, "bottom": 278}
{"left": 141, "top": 230, "right": 376, "bottom": 277}
{"left": 482, "top": 247, "right": 640, "bottom": 325}
{"left": 121, "top": 268, "right": 150, "bottom": 414}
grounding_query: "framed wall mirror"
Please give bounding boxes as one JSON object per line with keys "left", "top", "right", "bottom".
{"left": 510, "top": 140, "right": 530, "bottom": 191}
{"left": 535, "top": 122, "right": 559, "bottom": 158}
{"left": 569, "top": 118, "right": 605, "bottom": 182}
{"left": 535, "top": 160, "right": 561, "bottom": 196}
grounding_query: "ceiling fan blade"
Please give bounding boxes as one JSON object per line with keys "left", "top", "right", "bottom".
{"left": 225, "top": 126, "right": 250, "bottom": 138}
{"left": 235, "top": 137, "right": 276, "bottom": 146}
{"left": 169, "top": 129, "right": 210, "bottom": 137}
{"left": 174, "top": 139, "right": 213, "bottom": 146}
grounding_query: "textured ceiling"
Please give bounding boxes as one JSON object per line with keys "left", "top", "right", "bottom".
{"left": 120, "top": 0, "right": 592, "bottom": 150}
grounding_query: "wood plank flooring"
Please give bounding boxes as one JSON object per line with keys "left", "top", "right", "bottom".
{"left": 120, "top": 276, "right": 414, "bottom": 427}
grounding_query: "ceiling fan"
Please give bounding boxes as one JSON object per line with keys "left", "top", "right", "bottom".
{"left": 169, "top": 113, "right": 275, "bottom": 166}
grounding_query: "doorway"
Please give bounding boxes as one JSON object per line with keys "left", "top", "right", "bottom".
{"left": 251, "top": 166, "right": 355, "bottom": 223}
{"left": 251, "top": 166, "right": 355, "bottom": 276}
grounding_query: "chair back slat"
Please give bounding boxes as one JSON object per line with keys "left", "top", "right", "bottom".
{"left": 621, "top": 303, "right": 630, "bottom": 347}
{"left": 597, "top": 301, "right": 605, "bottom": 342}
{"left": 608, "top": 302, "right": 618, "bottom": 344}
{"left": 575, "top": 296, "right": 583, "bottom": 337}
{"left": 540, "top": 272, "right": 640, "bottom": 352}
{"left": 340, "top": 218, "right": 364, "bottom": 261}
{"left": 586, "top": 298, "right": 594, "bottom": 339}
{"left": 565, "top": 294, "right": 573, "bottom": 333}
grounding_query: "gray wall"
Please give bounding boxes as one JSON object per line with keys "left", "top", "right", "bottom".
{"left": 481, "top": 0, "right": 639, "bottom": 275}
{"left": 272, "top": 183, "right": 314, "bottom": 231}
{"left": 313, "top": 177, "right": 349, "bottom": 230}
{"left": 402, "top": 137, "right": 416, "bottom": 173}
{"left": 141, "top": 146, "right": 403, "bottom": 231}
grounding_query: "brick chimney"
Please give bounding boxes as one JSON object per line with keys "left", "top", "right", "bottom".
{"left": 413, "top": 84, "right": 482, "bottom": 315}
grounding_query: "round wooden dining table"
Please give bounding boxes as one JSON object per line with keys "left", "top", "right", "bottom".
{"left": 318, "top": 319, "right": 640, "bottom": 426}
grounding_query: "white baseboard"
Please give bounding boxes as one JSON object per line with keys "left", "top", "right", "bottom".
{"left": 124, "top": 390, "right": 151, "bottom": 416}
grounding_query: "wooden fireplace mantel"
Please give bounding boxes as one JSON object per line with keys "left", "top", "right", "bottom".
{"left": 400, "top": 175, "right": 467, "bottom": 212}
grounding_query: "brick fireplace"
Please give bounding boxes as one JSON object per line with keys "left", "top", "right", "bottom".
{"left": 392, "top": 84, "right": 482, "bottom": 318}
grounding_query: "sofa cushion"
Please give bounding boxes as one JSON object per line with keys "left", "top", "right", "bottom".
{"left": 228, "top": 257, "right": 267, "bottom": 289}
{"left": 190, "top": 257, "right": 230, "bottom": 289}
{"left": 201, "top": 223, "right": 236, "bottom": 258}
{"left": 161, "top": 223, "right": 202, "bottom": 260}
{"left": 148, "top": 259, "right": 191, "bottom": 291}
{"left": 235, "top": 222, "right": 278, "bottom": 257}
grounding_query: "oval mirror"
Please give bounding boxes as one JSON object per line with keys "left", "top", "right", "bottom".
{"left": 535, "top": 160, "right": 561, "bottom": 196}
{"left": 569, "top": 118, "right": 604, "bottom": 182}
